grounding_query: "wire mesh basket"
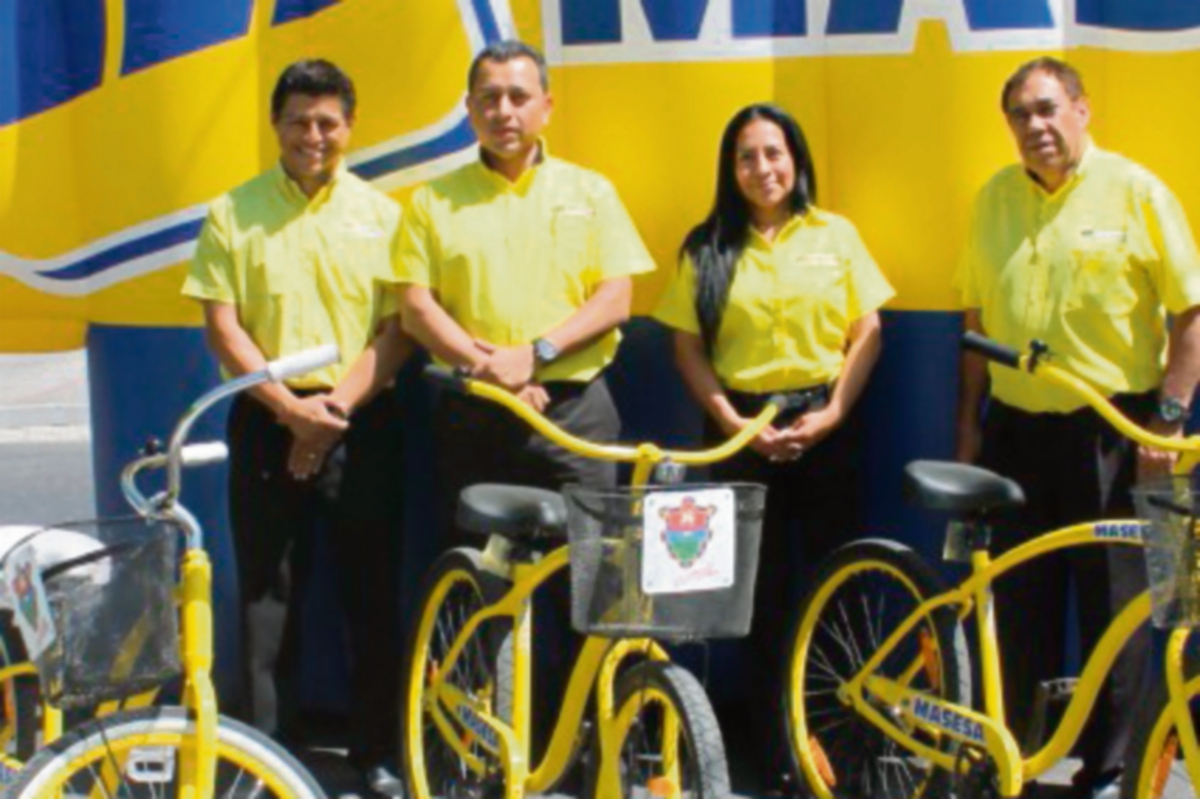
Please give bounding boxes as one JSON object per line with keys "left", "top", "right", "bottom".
{"left": 564, "top": 482, "right": 765, "bottom": 640}
{"left": 1132, "top": 477, "right": 1200, "bottom": 628}
{"left": 1, "top": 517, "right": 182, "bottom": 708}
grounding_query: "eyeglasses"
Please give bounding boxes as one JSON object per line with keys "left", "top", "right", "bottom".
{"left": 1005, "top": 99, "right": 1062, "bottom": 126}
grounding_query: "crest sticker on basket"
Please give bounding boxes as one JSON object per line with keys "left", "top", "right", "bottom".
{"left": 3, "top": 543, "right": 56, "bottom": 658}
{"left": 642, "top": 488, "right": 737, "bottom": 595}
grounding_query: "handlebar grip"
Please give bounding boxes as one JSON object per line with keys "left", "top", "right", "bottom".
{"left": 423, "top": 365, "right": 470, "bottom": 394}
{"left": 180, "top": 442, "right": 229, "bottom": 467}
{"left": 266, "top": 345, "right": 340, "bottom": 384}
{"left": 961, "top": 332, "right": 1022, "bottom": 369}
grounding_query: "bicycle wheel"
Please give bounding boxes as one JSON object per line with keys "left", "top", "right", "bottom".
{"left": 2, "top": 706, "right": 325, "bottom": 799}
{"left": 787, "top": 539, "right": 970, "bottom": 799}
{"left": 585, "top": 660, "right": 730, "bottom": 799}
{"left": 1122, "top": 649, "right": 1200, "bottom": 799}
{"left": 403, "top": 548, "right": 513, "bottom": 799}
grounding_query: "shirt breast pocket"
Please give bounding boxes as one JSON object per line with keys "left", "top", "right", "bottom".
{"left": 1067, "top": 239, "right": 1138, "bottom": 315}
{"left": 553, "top": 212, "right": 595, "bottom": 268}
{"left": 790, "top": 259, "right": 848, "bottom": 306}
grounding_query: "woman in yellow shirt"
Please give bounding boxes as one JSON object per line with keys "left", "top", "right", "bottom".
{"left": 655, "top": 103, "right": 894, "bottom": 795}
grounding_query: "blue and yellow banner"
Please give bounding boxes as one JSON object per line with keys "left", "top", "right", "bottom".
{"left": 6, "top": 0, "right": 1200, "bottom": 352}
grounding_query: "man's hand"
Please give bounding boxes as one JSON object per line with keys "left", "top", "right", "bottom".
{"left": 1138, "top": 418, "right": 1185, "bottom": 483}
{"left": 472, "top": 342, "right": 536, "bottom": 391}
{"left": 278, "top": 394, "right": 348, "bottom": 479}
{"left": 517, "top": 383, "right": 550, "bottom": 413}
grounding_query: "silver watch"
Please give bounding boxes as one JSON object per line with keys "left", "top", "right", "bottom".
{"left": 532, "top": 337, "right": 560, "bottom": 366}
{"left": 1157, "top": 395, "right": 1189, "bottom": 425}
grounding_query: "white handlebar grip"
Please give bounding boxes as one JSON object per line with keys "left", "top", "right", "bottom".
{"left": 266, "top": 345, "right": 340, "bottom": 384}
{"left": 180, "top": 442, "right": 229, "bottom": 467}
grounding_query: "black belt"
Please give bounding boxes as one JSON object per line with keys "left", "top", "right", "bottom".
{"left": 725, "top": 383, "right": 832, "bottom": 425}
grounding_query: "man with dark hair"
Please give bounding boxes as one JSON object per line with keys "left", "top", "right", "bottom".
{"left": 395, "top": 38, "right": 653, "bottom": 539}
{"left": 394, "top": 39, "right": 653, "bottom": 769}
{"left": 183, "top": 58, "right": 410, "bottom": 796}
{"left": 957, "top": 56, "right": 1200, "bottom": 799}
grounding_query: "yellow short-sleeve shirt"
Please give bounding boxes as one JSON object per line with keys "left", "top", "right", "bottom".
{"left": 654, "top": 207, "right": 895, "bottom": 393}
{"left": 182, "top": 164, "right": 402, "bottom": 389}
{"left": 393, "top": 156, "right": 656, "bottom": 383}
{"left": 956, "top": 145, "right": 1200, "bottom": 413}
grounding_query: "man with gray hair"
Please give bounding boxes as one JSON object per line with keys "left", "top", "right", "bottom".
{"left": 956, "top": 56, "right": 1200, "bottom": 798}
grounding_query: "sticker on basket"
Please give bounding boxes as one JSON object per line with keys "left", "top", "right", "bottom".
{"left": 642, "top": 488, "right": 736, "bottom": 595}
{"left": 3, "top": 543, "right": 56, "bottom": 659}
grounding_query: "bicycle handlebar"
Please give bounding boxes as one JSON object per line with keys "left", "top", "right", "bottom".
{"left": 962, "top": 331, "right": 1022, "bottom": 370}
{"left": 961, "top": 333, "right": 1199, "bottom": 462}
{"left": 422, "top": 365, "right": 783, "bottom": 474}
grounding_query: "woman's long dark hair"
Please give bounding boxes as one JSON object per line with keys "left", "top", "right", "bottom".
{"left": 680, "top": 103, "right": 817, "bottom": 353}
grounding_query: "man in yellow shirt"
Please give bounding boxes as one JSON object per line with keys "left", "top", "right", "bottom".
{"left": 956, "top": 57, "right": 1200, "bottom": 799}
{"left": 394, "top": 40, "right": 653, "bottom": 771}
{"left": 182, "top": 59, "right": 411, "bottom": 795}
{"left": 395, "top": 39, "right": 654, "bottom": 538}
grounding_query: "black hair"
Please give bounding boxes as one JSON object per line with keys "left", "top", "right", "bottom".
{"left": 467, "top": 40, "right": 549, "bottom": 93}
{"left": 680, "top": 103, "right": 816, "bottom": 353}
{"left": 1001, "top": 56, "right": 1086, "bottom": 112}
{"left": 271, "top": 59, "right": 356, "bottom": 121}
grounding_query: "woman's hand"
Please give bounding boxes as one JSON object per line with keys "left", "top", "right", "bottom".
{"left": 775, "top": 405, "right": 843, "bottom": 460}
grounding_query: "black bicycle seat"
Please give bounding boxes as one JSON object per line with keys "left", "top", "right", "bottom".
{"left": 457, "top": 484, "right": 568, "bottom": 541}
{"left": 904, "top": 461, "right": 1025, "bottom": 515}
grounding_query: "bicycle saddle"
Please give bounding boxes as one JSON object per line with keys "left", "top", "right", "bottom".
{"left": 903, "top": 461, "right": 1025, "bottom": 514}
{"left": 457, "top": 484, "right": 568, "bottom": 541}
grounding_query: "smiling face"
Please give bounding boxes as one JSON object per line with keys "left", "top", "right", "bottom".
{"left": 734, "top": 118, "right": 797, "bottom": 224}
{"left": 273, "top": 93, "right": 353, "bottom": 195}
{"left": 466, "top": 55, "right": 552, "bottom": 173}
{"left": 1004, "top": 69, "right": 1089, "bottom": 191}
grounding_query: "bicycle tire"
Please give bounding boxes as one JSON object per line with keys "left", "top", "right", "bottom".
{"left": 1122, "top": 648, "right": 1200, "bottom": 799}
{"left": 584, "top": 660, "right": 730, "bottom": 799}
{"left": 786, "top": 539, "right": 970, "bottom": 799}
{"left": 402, "top": 547, "right": 513, "bottom": 799}
{"left": 2, "top": 706, "right": 325, "bottom": 799}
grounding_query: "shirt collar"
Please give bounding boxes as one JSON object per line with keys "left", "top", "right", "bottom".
{"left": 476, "top": 139, "right": 549, "bottom": 194}
{"left": 273, "top": 160, "right": 346, "bottom": 208}
{"left": 1026, "top": 138, "right": 1094, "bottom": 200}
{"left": 746, "top": 207, "right": 823, "bottom": 250}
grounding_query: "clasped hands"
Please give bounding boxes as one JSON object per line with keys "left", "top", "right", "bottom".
{"left": 470, "top": 339, "right": 550, "bottom": 412}
{"left": 744, "top": 405, "right": 841, "bottom": 464}
{"left": 281, "top": 394, "right": 349, "bottom": 480}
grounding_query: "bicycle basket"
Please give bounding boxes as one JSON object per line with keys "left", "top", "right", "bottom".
{"left": 564, "top": 482, "right": 765, "bottom": 641}
{"left": 8, "top": 518, "right": 182, "bottom": 708}
{"left": 1132, "top": 477, "right": 1200, "bottom": 628}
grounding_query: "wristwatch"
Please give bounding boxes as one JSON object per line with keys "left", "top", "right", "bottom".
{"left": 532, "top": 337, "right": 560, "bottom": 367}
{"left": 1157, "top": 395, "right": 1190, "bottom": 425}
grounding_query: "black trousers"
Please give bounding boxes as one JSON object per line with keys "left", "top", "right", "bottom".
{"left": 432, "top": 376, "right": 619, "bottom": 763}
{"left": 981, "top": 393, "right": 1154, "bottom": 782}
{"left": 706, "top": 387, "right": 863, "bottom": 792}
{"left": 226, "top": 390, "right": 404, "bottom": 766}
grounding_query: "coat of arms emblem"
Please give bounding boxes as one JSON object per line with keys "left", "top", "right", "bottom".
{"left": 658, "top": 497, "right": 719, "bottom": 568}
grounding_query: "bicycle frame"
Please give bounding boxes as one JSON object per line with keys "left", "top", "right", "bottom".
{"left": 833, "top": 338, "right": 1200, "bottom": 798}
{"left": 420, "top": 545, "right": 670, "bottom": 799}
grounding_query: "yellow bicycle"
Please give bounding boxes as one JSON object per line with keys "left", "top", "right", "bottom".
{"left": 787, "top": 333, "right": 1200, "bottom": 799}
{"left": 0, "top": 346, "right": 338, "bottom": 799}
{"left": 402, "top": 367, "right": 792, "bottom": 799}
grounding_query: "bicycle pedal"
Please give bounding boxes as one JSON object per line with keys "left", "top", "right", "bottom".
{"left": 1023, "top": 678, "right": 1078, "bottom": 753}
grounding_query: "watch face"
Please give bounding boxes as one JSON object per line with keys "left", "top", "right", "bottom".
{"left": 534, "top": 338, "right": 559, "bottom": 364}
{"left": 1160, "top": 397, "right": 1187, "bottom": 423}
